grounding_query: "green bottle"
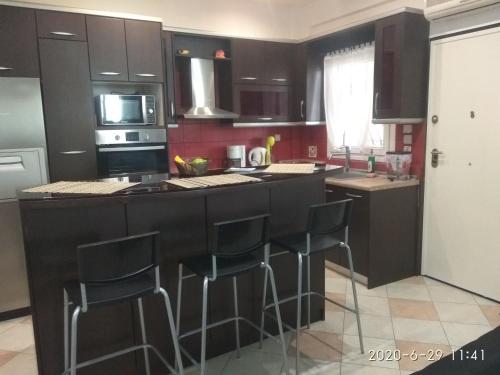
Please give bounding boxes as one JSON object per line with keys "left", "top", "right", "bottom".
{"left": 368, "top": 149, "right": 376, "bottom": 173}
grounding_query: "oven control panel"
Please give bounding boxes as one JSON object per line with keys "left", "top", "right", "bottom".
{"left": 95, "top": 129, "right": 167, "bottom": 145}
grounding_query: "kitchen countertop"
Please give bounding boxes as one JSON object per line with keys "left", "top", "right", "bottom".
{"left": 326, "top": 175, "right": 419, "bottom": 192}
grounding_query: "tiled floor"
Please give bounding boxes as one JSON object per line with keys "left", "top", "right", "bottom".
{"left": 0, "top": 270, "right": 498, "bottom": 374}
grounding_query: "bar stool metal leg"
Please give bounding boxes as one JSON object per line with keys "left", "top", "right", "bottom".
{"left": 63, "top": 290, "right": 69, "bottom": 372}
{"left": 306, "top": 255, "right": 311, "bottom": 329}
{"left": 259, "top": 250, "right": 269, "bottom": 349}
{"left": 263, "top": 263, "right": 290, "bottom": 375}
{"left": 175, "top": 264, "right": 183, "bottom": 372}
{"left": 296, "top": 252, "right": 303, "bottom": 373}
{"left": 69, "top": 306, "right": 81, "bottom": 375}
{"left": 158, "top": 287, "right": 185, "bottom": 375}
{"left": 137, "top": 298, "right": 151, "bottom": 375}
{"left": 233, "top": 277, "right": 241, "bottom": 358}
{"left": 345, "top": 244, "right": 364, "bottom": 354}
{"left": 200, "top": 276, "right": 209, "bottom": 375}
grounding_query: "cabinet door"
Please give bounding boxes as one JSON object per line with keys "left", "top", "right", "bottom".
{"left": 233, "top": 84, "right": 291, "bottom": 122}
{"left": 125, "top": 20, "right": 163, "bottom": 82}
{"left": 374, "top": 15, "right": 402, "bottom": 121}
{"left": 39, "top": 39, "right": 97, "bottom": 181}
{"left": 0, "top": 6, "right": 39, "bottom": 77}
{"left": 293, "top": 43, "right": 307, "bottom": 121}
{"left": 163, "top": 31, "right": 176, "bottom": 124}
{"left": 36, "top": 10, "right": 86, "bottom": 41}
{"left": 231, "top": 38, "right": 263, "bottom": 83}
{"left": 263, "top": 42, "right": 294, "bottom": 85}
{"left": 87, "top": 16, "right": 128, "bottom": 81}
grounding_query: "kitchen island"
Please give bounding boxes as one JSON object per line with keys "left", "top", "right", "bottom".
{"left": 19, "top": 166, "right": 341, "bottom": 375}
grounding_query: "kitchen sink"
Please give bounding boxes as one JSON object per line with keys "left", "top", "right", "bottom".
{"left": 331, "top": 171, "right": 368, "bottom": 179}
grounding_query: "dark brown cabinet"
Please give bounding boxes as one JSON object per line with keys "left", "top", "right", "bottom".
{"left": 373, "top": 12, "right": 429, "bottom": 123}
{"left": 36, "top": 10, "right": 86, "bottom": 41}
{"left": 39, "top": 39, "right": 97, "bottom": 181}
{"left": 0, "top": 6, "right": 39, "bottom": 77}
{"left": 87, "top": 16, "right": 129, "bottom": 81}
{"left": 233, "top": 84, "right": 291, "bottom": 122}
{"left": 326, "top": 184, "right": 418, "bottom": 288}
{"left": 125, "top": 19, "right": 164, "bottom": 82}
{"left": 162, "top": 31, "right": 177, "bottom": 123}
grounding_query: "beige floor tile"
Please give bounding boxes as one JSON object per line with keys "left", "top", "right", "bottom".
{"left": 346, "top": 295, "right": 391, "bottom": 317}
{"left": 427, "top": 285, "right": 476, "bottom": 304}
{"left": 0, "top": 319, "right": 22, "bottom": 335}
{"left": 22, "top": 345, "right": 36, "bottom": 355}
{"left": 0, "top": 350, "right": 17, "bottom": 367}
{"left": 422, "top": 277, "right": 446, "bottom": 287}
{"left": 340, "top": 363, "right": 400, "bottom": 375}
{"left": 309, "top": 311, "right": 344, "bottom": 334}
{"left": 325, "top": 293, "right": 347, "bottom": 312}
{"left": 289, "top": 330, "right": 342, "bottom": 362}
{"left": 400, "top": 371, "right": 416, "bottom": 375}
{"left": 342, "top": 335, "right": 398, "bottom": 369}
{"left": 346, "top": 282, "right": 388, "bottom": 298}
{"left": 0, "top": 353, "right": 37, "bottom": 375}
{"left": 221, "top": 348, "right": 284, "bottom": 375}
{"left": 392, "top": 318, "right": 448, "bottom": 345}
{"left": 344, "top": 313, "right": 394, "bottom": 340}
{"left": 395, "top": 276, "right": 426, "bottom": 285}
{"left": 389, "top": 299, "right": 439, "bottom": 321}
{"left": 395, "top": 340, "right": 451, "bottom": 372}
{"left": 325, "top": 278, "right": 347, "bottom": 294}
{"left": 479, "top": 305, "right": 500, "bottom": 327}
{"left": 386, "top": 283, "right": 431, "bottom": 301}
{"left": 284, "top": 359, "right": 341, "bottom": 375}
{"left": 441, "top": 322, "right": 492, "bottom": 347}
{"left": 0, "top": 324, "right": 35, "bottom": 352}
{"left": 325, "top": 268, "right": 346, "bottom": 279}
{"left": 473, "top": 295, "right": 500, "bottom": 306}
{"left": 246, "top": 332, "right": 292, "bottom": 355}
{"left": 434, "top": 302, "right": 489, "bottom": 325}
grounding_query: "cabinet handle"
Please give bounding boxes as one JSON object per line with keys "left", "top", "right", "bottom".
{"left": 300, "top": 100, "right": 304, "bottom": 119}
{"left": 136, "top": 73, "right": 156, "bottom": 77}
{"left": 374, "top": 92, "right": 380, "bottom": 116}
{"left": 99, "top": 72, "right": 121, "bottom": 76}
{"left": 346, "top": 193, "right": 363, "bottom": 199}
{"left": 60, "top": 150, "right": 87, "bottom": 155}
{"left": 258, "top": 117, "right": 273, "bottom": 121}
{"left": 325, "top": 189, "right": 334, "bottom": 193}
{"left": 170, "top": 101, "right": 175, "bottom": 117}
{"left": 0, "top": 66, "right": 13, "bottom": 71}
{"left": 241, "top": 76, "right": 257, "bottom": 80}
{"left": 272, "top": 78, "right": 287, "bottom": 82}
{"left": 50, "top": 31, "right": 76, "bottom": 37}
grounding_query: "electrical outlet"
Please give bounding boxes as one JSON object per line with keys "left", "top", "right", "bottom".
{"left": 308, "top": 145, "right": 317, "bottom": 158}
{"left": 274, "top": 134, "right": 281, "bottom": 142}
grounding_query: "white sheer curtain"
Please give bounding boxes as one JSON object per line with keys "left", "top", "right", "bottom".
{"left": 324, "top": 43, "right": 379, "bottom": 155}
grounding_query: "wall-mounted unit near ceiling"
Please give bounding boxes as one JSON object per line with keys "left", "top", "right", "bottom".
{"left": 424, "top": 0, "right": 500, "bottom": 20}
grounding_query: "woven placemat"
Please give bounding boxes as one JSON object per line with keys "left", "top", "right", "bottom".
{"left": 264, "top": 163, "right": 315, "bottom": 174}
{"left": 166, "top": 174, "right": 262, "bottom": 190}
{"left": 23, "top": 181, "right": 140, "bottom": 195}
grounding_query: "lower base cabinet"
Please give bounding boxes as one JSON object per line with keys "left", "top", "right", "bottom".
{"left": 326, "top": 184, "right": 419, "bottom": 288}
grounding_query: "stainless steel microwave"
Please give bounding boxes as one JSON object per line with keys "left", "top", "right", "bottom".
{"left": 97, "top": 94, "right": 157, "bottom": 126}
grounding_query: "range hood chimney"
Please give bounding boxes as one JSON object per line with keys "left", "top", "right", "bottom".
{"left": 184, "top": 58, "right": 239, "bottom": 119}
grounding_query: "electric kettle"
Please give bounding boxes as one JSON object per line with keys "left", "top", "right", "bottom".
{"left": 248, "top": 147, "right": 267, "bottom": 166}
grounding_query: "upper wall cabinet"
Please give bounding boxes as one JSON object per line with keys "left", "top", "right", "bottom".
{"left": 125, "top": 20, "right": 164, "bottom": 82}
{"left": 0, "top": 6, "right": 39, "bottom": 77}
{"left": 87, "top": 16, "right": 129, "bottom": 81}
{"left": 373, "top": 12, "right": 429, "bottom": 124}
{"left": 231, "top": 39, "right": 294, "bottom": 85}
{"left": 36, "top": 10, "right": 87, "bottom": 41}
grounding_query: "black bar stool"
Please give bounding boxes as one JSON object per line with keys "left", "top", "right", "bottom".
{"left": 262, "top": 199, "right": 364, "bottom": 374}
{"left": 63, "top": 231, "right": 183, "bottom": 375}
{"left": 176, "top": 213, "right": 290, "bottom": 375}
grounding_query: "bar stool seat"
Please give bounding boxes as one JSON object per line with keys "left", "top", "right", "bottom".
{"left": 182, "top": 254, "right": 261, "bottom": 279}
{"left": 271, "top": 232, "right": 341, "bottom": 254}
{"left": 64, "top": 272, "right": 156, "bottom": 308}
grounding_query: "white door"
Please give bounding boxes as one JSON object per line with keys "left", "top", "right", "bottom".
{"left": 423, "top": 27, "right": 500, "bottom": 301}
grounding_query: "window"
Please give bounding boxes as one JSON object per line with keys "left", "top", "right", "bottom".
{"left": 324, "top": 42, "right": 392, "bottom": 158}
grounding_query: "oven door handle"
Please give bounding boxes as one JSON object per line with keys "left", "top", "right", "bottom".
{"left": 98, "top": 145, "right": 166, "bottom": 152}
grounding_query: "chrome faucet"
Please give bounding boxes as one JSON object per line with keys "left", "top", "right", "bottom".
{"left": 329, "top": 145, "right": 351, "bottom": 172}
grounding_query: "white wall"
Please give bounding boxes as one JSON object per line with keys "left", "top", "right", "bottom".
{"left": 5, "top": 0, "right": 425, "bottom": 41}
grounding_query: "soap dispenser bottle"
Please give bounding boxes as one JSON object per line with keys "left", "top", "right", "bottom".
{"left": 367, "top": 149, "right": 376, "bottom": 173}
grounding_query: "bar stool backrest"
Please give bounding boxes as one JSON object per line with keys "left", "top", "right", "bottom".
{"left": 77, "top": 231, "right": 160, "bottom": 285}
{"left": 210, "top": 214, "right": 270, "bottom": 258}
{"left": 307, "top": 199, "right": 353, "bottom": 236}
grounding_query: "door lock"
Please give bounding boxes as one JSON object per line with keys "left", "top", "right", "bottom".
{"left": 431, "top": 148, "right": 443, "bottom": 168}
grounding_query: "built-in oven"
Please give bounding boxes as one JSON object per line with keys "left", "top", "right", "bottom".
{"left": 97, "top": 94, "right": 156, "bottom": 126}
{"left": 96, "top": 129, "right": 168, "bottom": 177}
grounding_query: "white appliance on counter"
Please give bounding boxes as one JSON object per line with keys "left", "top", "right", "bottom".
{"left": 248, "top": 147, "right": 267, "bottom": 166}
{"left": 0, "top": 78, "right": 49, "bottom": 315}
{"left": 227, "top": 145, "right": 246, "bottom": 168}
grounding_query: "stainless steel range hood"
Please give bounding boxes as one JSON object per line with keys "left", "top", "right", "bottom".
{"left": 184, "top": 58, "right": 239, "bottom": 119}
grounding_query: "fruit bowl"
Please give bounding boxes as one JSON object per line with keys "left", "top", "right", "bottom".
{"left": 174, "top": 156, "right": 209, "bottom": 176}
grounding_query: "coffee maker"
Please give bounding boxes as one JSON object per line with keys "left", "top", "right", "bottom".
{"left": 227, "top": 145, "right": 246, "bottom": 168}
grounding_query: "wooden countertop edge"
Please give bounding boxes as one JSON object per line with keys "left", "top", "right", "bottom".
{"left": 325, "top": 176, "right": 420, "bottom": 192}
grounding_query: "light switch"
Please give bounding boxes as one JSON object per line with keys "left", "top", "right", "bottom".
{"left": 274, "top": 134, "right": 281, "bottom": 142}
{"left": 403, "top": 134, "right": 412, "bottom": 145}
{"left": 308, "top": 145, "right": 317, "bottom": 158}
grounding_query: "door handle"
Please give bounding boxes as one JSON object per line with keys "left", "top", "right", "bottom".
{"left": 136, "top": 73, "right": 156, "bottom": 77}
{"left": 346, "top": 193, "right": 363, "bottom": 199}
{"left": 99, "top": 72, "right": 121, "bottom": 76}
{"left": 0, "top": 66, "right": 13, "bottom": 71}
{"left": 50, "top": 31, "right": 76, "bottom": 37}
{"left": 241, "top": 77, "right": 257, "bottom": 81}
{"left": 170, "top": 100, "right": 175, "bottom": 117}
{"left": 374, "top": 92, "right": 380, "bottom": 116}
{"left": 258, "top": 117, "right": 273, "bottom": 121}
{"left": 272, "top": 78, "right": 287, "bottom": 82}
{"left": 300, "top": 100, "right": 304, "bottom": 119}
{"left": 431, "top": 148, "right": 443, "bottom": 168}
{"left": 60, "top": 151, "right": 87, "bottom": 155}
